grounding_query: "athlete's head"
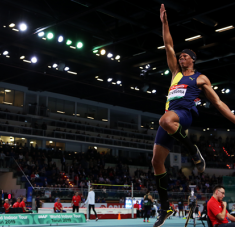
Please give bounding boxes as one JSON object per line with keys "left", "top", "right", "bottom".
{"left": 213, "top": 185, "right": 225, "bottom": 202}
{"left": 179, "top": 49, "right": 197, "bottom": 70}
{"left": 90, "top": 187, "right": 93, "bottom": 191}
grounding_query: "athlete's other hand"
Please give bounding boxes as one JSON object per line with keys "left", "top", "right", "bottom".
{"left": 160, "top": 4, "right": 167, "bottom": 23}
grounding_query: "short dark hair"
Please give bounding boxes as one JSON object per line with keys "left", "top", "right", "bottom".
{"left": 213, "top": 185, "right": 225, "bottom": 193}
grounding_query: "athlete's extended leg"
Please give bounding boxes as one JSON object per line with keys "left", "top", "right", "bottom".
{"left": 160, "top": 111, "right": 205, "bottom": 173}
{"left": 152, "top": 144, "right": 173, "bottom": 227}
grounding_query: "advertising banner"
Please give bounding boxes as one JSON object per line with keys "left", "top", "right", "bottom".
{"left": 0, "top": 213, "right": 86, "bottom": 226}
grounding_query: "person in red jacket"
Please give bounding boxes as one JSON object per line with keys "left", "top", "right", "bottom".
{"left": 54, "top": 198, "right": 66, "bottom": 213}
{"left": 4, "top": 199, "right": 11, "bottom": 213}
{"left": 71, "top": 192, "right": 81, "bottom": 213}
{"left": 19, "top": 197, "right": 32, "bottom": 213}
{"left": 134, "top": 201, "right": 140, "bottom": 218}
{"left": 13, "top": 197, "right": 21, "bottom": 208}
{"left": 208, "top": 185, "right": 235, "bottom": 227}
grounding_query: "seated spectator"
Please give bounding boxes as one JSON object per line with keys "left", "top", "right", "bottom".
{"left": 101, "top": 198, "right": 106, "bottom": 203}
{"left": 4, "top": 199, "right": 12, "bottom": 213}
{"left": 96, "top": 197, "right": 101, "bottom": 203}
{"left": 19, "top": 197, "right": 32, "bottom": 213}
{"left": 13, "top": 197, "right": 21, "bottom": 208}
{"left": 207, "top": 185, "right": 235, "bottom": 227}
{"left": 54, "top": 198, "right": 66, "bottom": 213}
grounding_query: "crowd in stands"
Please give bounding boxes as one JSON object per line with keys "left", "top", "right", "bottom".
{"left": 0, "top": 140, "right": 229, "bottom": 200}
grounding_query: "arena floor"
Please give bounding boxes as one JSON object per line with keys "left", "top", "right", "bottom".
{"left": 76, "top": 217, "right": 206, "bottom": 227}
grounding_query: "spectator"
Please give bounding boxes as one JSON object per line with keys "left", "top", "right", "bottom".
{"left": 35, "top": 195, "right": 44, "bottom": 213}
{"left": 19, "top": 197, "right": 32, "bottom": 213}
{"left": 0, "top": 151, "right": 6, "bottom": 168}
{"left": 54, "top": 198, "right": 66, "bottom": 213}
{"left": 4, "top": 199, "right": 11, "bottom": 213}
{"left": 13, "top": 198, "right": 21, "bottom": 208}
{"left": 208, "top": 185, "right": 235, "bottom": 226}
{"left": 119, "top": 197, "right": 124, "bottom": 203}
{"left": 61, "top": 155, "right": 66, "bottom": 171}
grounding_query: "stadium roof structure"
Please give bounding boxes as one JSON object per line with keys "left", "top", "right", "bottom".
{"left": 0, "top": 0, "right": 235, "bottom": 128}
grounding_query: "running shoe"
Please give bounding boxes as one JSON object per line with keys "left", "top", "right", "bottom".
{"left": 96, "top": 218, "right": 98, "bottom": 221}
{"left": 147, "top": 220, "right": 150, "bottom": 223}
{"left": 143, "top": 220, "right": 146, "bottom": 222}
{"left": 192, "top": 145, "right": 205, "bottom": 173}
{"left": 153, "top": 209, "right": 173, "bottom": 227}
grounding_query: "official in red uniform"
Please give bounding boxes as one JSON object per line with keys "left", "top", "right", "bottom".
{"left": 4, "top": 199, "right": 11, "bottom": 213}
{"left": 71, "top": 192, "right": 81, "bottom": 213}
{"left": 19, "top": 197, "right": 32, "bottom": 213}
{"left": 134, "top": 201, "right": 140, "bottom": 218}
{"left": 208, "top": 185, "right": 235, "bottom": 227}
{"left": 54, "top": 198, "right": 66, "bottom": 213}
{"left": 13, "top": 197, "right": 21, "bottom": 208}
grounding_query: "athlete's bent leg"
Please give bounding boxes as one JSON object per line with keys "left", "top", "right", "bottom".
{"left": 160, "top": 111, "right": 205, "bottom": 173}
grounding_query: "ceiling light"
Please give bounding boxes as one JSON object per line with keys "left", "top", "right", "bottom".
{"left": 112, "top": 82, "right": 116, "bottom": 84}
{"left": 77, "top": 42, "right": 83, "bottom": 48}
{"left": 49, "top": 141, "right": 53, "bottom": 143}
{"left": 52, "top": 63, "right": 58, "bottom": 68}
{"left": 5, "top": 90, "right": 11, "bottom": 92}
{"left": 145, "top": 64, "right": 150, "bottom": 69}
{"left": 115, "top": 55, "right": 120, "bottom": 60}
{"left": 139, "top": 67, "right": 143, "bottom": 69}
{"left": 107, "top": 78, "right": 113, "bottom": 82}
{"left": 164, "top": 70, "right": 170, "bottom": 75}
{"left": 152, "top": 90, "right": 156, "bottom": 93}
{"left": 207, "top": 128, "right": 210, "bottom": 130}
{"left": 12, "top": 28, "right": 19, "bottom": 32}
{"left": 107, "top": 53, "right": 113, "bottom": 58}
{"left": 93, "top": 50, "right": 98, "bottom": 53}
{"left": 58, "top": 36, "right": 64, "bottom": 42}
{"left": 227, "top": 129, "right": 230, "bottom": 131}
{"left": 221, "top": 88, "right": 225, "bottom": 94}
{"left": 135, "top": 87, "right": 139, "bottom": 91}
{"left": 64, "top": 67, "right": 69, "bottom": 71}
{"left": 42, "top": 37, "right": 46, "bottom": 40}
{"left": 31, "top": 57, "right": 37, "bottom": 63}
{"left": 19, "top": 23, "right": 27, "bottom": 31}
{"left": 102, "top": 119, "right": 108, "bottom": 122}
{"left": 20, "top": 56, "right": 25, "bottom": 59}
{"left": 66, "top": 40, "right": 72, "bottom": 45}
{"left": 215, "top": 25, "right": 234, "bottom": 32}
{"left": 152, "top": 67, "right": 156, "bottom": 70}
{"left": 57, "top": 111, "right": 65, "bottom": 114}
{"left": 23, "top": 60, "right": 31, "bottom": 63}
{"left": 38, "top": 32, "right": 44, "bottom": 37}
{"left": 117, "top": 80, "right": 121, "bottom": 84}
{"left": 232, "top": 110, "right": 235, "bottom": 114}
{"left": 21, "top": 138, "right": 25, "bottom": 140}
{"left": 96, "top": 54, "right": 100, "bottom": 56}
{"left": 203, "top": 103, "right": 206, "bottom": 106}
{"left": 70, "top": 46, "right": 76, "bottom": 49}
{"left": 95, "top": 76, "right": 99, "bottom": 78}
{"left": 67, "top": 71, "right": 77, "bottom": 75}
{"left": 157, "top": 45, "right": 165, "bottom": 49}
{"left": 225, "top": 89, "right": 230, "bottom": 93}
{"left": 3, "top": 51, "right": 8, "bottom": 55}
{"left": 48, "top": 66, "right": 51, "bottom": 68}
{"left": 185, "top": 35, "right": 202, "bottom": 41}
{"left": 47, "top": 32, "right": 54, "bottom": 39}
{"left": 6, "top": 56, "right": 10, "bottom": 58}
{"left": 111, "top": 58, "right": 114, "bottom": 60}
{"left": 130, "top": 87, "right": 134, "bottom": 89}
{"left": 147, "top": 91, "right": 151, "bottom": 93}
{"left": 214, "top": 86, "right": 218, "bottom": 90}
{"left": 97, "top": 78, "right": 103, "bottom": 81}
{"left": 100, "top": 49, "right": 106, "bottom": 55}
{"left": 203, "top": 129, "right": 206, "bottom": 131}
{"left": 9, "top": 23, "right": 15, "bottom": 28}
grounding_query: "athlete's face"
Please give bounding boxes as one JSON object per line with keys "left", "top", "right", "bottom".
{"left": 179, "top": 53, "right": 194, "bottom": 68}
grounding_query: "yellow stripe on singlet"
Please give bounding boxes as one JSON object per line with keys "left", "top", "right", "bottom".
{"left": 165, "top": 72, "right": 183, "bottom": 111}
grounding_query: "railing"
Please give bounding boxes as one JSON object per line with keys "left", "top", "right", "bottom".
{"left": 32, "top": 188, "right": 212, "bottom": 201}
{"left": 0, "top": 123, "right": 153, "bottom": 150}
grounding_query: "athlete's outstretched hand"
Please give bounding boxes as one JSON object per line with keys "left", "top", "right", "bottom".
{"left": 160, "top": 4, "right": 167, "bottom": 23}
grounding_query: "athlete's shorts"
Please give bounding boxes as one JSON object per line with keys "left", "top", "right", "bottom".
{"left": 154, "top": 109, "right": 193, "bottom": 151}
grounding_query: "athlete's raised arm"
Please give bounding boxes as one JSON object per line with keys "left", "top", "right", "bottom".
{"left": 198, "top": 75, "right": 235, "bottom": 124}
{"left": 160, "top": 4, "right": 180, "bottom": 77}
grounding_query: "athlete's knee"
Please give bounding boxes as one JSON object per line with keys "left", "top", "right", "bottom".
{"left": 151, "top": 155, "right": 164, "bottom": 168}
{"left": 159, "top": 116, "right": 173, "bottom": 130}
